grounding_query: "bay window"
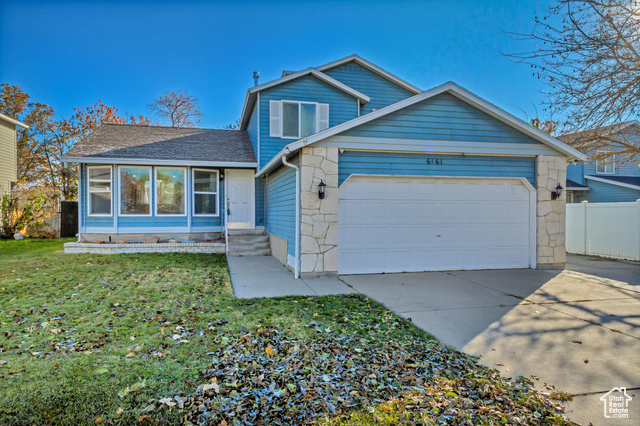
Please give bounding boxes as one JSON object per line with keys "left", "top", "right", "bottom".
{"left": 155, "top": 167, "right": 186, "bottom": 215}
{"left": 120, "top": 166, "right": 151, "bottom": 215}
{"left": 88, "top": 166, "right": 112, "bottom": 216}
{"left": 193, "top": 169, "right": 219, "bottom": 216}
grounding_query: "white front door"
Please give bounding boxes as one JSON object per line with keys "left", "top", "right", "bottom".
{"left": 338, "top": 176, "right": 535, "bottom": 274}
{"left": 225, "top": 169, "right": 255, "bottom": 229}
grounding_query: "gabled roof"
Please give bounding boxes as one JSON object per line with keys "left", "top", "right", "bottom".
{"left": 62, "top": 123, "right": 257, "bottom": 167}
{"left": 316, "top": 54, "right": 421, "bottom": 95}
{"left": 239, "top": 68, "right": 371, "bottom": 130}
{"left": 257, "top": 81, "right": 588, "bottom": 176}
{"left": 0, "top": 112, "right": 28, "bottom": 129}
{"left": 560, "top": 120, "right": 640, "bottom": 143}
{"left": 585, "top": 175, "right": 640, "bottom": 191}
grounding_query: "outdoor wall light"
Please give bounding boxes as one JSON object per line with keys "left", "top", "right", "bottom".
{"left": 318, "top": 180, "right": 326, "bottom": 199}
{"left": 551, "top": 184, "right": 563, "bottom": 200}
{"left": 219, "top": 172, "right": 224, "bottom": 181}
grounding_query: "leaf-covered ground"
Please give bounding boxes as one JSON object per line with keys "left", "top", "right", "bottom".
{"left": 0, "top": 239, "right": 575, "bottom": 425}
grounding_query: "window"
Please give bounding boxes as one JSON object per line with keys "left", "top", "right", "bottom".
{"left": 596, "top": 151, "right": 616, "bottom": 174}
{"left": 88, "top": 166, "right": 112, "bottom": 216}
{"left": 155, "top": 167, "right": 186, "bottom": 215}
{"left": 193, "top": 169, "right": 218, "bottom": 216}
{"left": 120, "top": 166, "right": 151, "bottom": 215}
{"left": 270, "top": 100, "right": 329, "bottom": 138}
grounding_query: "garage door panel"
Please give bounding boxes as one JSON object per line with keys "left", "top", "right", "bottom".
{"left": 338, "top": 176, "right": 533, "bottom": 274}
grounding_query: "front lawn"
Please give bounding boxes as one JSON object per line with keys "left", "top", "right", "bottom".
{"left": 0, "top": 239, "right": 573, "bottom": 425}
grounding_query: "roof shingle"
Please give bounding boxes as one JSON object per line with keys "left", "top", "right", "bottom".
{"left": 64, "top": 124, "right": 256, "bottom": 164}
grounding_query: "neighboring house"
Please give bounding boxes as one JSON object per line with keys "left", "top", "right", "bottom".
{"left": 563, "top": 121, "right": 640, "bottom": 203}
{"left": 62, "top": 54, "right": 586, "bottom": 277}
{"left": 0, "top": 113, "right": 28, "bottom": 198}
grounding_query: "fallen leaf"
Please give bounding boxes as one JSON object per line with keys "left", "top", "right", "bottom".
{"left": 95, "top": 418, "right": 103, "bottom": 424}
{"left": 265, "top": 345, "right": 274, "bottom": 356}
{"left": 0, "top": 360, "right": 7, "bottom": 366}
{"left": 140, "top": 404, "right": 154, "bottom": 414}
{"left": 116, "top": 408, "right": 124, "bottom": 415}
{"left": 159, "top": 397, "right": 176, "bottom": 407}
{"left": 94, "top": 367, "right": 109, "bottom": 374}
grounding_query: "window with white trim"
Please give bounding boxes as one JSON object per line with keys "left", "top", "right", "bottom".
{"left": 269, "top": 100, "right": 329, "bottom": 138}
{"left": 596, "top": 151, "right": 616, "bottom": 174}
{"left": 120, "top": 166, "right": 151, "bottom": 215}
{"left": 88, "top": 166, "right": 112, "bottom": 216}
{"left": 193, "top": 169, "right": 219, "bottom": 216}
{"left": 155, "top": 167, "right": 186, "bottom": 215}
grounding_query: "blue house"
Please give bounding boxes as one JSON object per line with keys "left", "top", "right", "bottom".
{"left": 63, "top": 54, "right": 586, "bottom": 276}
{"left": 563, "top": 121, "right": 640, "bottom": 203}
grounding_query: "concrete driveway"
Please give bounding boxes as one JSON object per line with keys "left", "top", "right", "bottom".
{"left": 340, "top": 255, "right": 640, "bottom": 425}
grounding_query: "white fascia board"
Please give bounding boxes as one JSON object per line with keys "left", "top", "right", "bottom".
{"left": 566, "top": 186, "right": 590, "bottom": 191}
{"left": 316, "top": 54, "right": 422, "bottom": 94}
{"left": 239, "top": 91, "right": 256, "bottom": 131}
{"left": 585, "top": 175, "right": 640, "bottom": 191}
{"left": 256, "top": 81, "right": 588, "bottom": 176}
{"left": 239, "top": 68, "right": 370, "bottom": 131}
{"left": 62, "top": 156, "right": 258, "bottom": 168}
{"left": 442, "top": 84, "right": 587, "bottom": 161}
{"left": 0, "top": 112, "right": 29, "bottom": 129}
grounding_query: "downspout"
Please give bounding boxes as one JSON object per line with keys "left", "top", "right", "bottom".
{"left": 281, "top": 151, "right": 300, "bottom": 279}
{"left": 77, "top": 164, "right": 82, "bottom": 242}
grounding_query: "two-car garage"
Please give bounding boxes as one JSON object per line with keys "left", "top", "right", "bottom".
{"left": 338, "top": 175, "right": 536, "bottom": 275}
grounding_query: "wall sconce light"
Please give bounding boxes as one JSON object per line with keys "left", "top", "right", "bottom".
{"left": 318, "top": 180, "right": 326, "bottom": 199}
{"left": 219, "top": 172, "right": 224, "bottom": 181}
{"left": 551, "top": 184, "right": 563, "bottom": 200}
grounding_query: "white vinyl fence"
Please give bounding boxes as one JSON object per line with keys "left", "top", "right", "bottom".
{"left": 566, "top": 200, "right": 640, "bottom": 261}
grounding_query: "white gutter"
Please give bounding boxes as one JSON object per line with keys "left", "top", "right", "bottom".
{"left": 62, "top": 157, "right": 258, "bottom": 168}
{"left": 281, "top": 151, "right": 300, "bottom": 279}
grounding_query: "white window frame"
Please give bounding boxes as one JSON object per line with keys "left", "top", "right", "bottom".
{"left": 87, "top": 165, "right": 112, "bottom": 217}
{"left": 154, "top": 166, "right": 187, "bottom": 216}
{"left": 192, "top": 168, "right": 219, "bottom": 217}
{"left": 281, "top": 100, "right": 320, "bottom": 140}
{"left": 118, "top": 166, "right": 152, "bottom": 216}
{"left": 596, "top": 151, "right": 616, "bottom": 174}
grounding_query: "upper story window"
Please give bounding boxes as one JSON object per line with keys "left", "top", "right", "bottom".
{"left": 270, "top": 100, "right": 329, "bottom": 139}
{"left": 596, "top": 151, "right": 616, "bottom": 174}
{"left": 87, "top": 166, "right": 112, "bottom": 216}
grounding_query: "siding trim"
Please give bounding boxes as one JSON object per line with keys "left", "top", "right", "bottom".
{"left": 317, "top": 136, "right": 558, "bottom": 156}
{"left": 586, "top": 175, "right": 640, "bottom": 191}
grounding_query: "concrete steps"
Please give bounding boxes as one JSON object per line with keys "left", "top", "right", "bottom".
{"left": 227, "top": 229, "right": 271, "bottom": 257}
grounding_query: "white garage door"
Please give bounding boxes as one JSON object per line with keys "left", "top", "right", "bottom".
{"left": 338, "top": 176, "right": 535, "bottom": 274}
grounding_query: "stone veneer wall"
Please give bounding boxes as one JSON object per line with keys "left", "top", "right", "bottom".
{"left": 300, "top": 147, "right": 339, "bottom": 275}
{"left": 536, "top": 155, "right": 567, "bottom": 269}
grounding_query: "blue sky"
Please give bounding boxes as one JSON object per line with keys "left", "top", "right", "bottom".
{"left": 0, "top": 0, "right": 550, "bottom": 128}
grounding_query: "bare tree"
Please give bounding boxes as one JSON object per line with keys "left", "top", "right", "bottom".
{"left": 148, "top": 90, "right": 202, "bottom": 128}
{"left": 219, "top": 118, "right": 240, "bottom": 130}
{"left": 506, "top": 0, "right": 640, "bottom": 161}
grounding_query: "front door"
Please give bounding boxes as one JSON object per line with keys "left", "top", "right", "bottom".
{"left": 225, "top": 169, "right": 255, "bottom": 229}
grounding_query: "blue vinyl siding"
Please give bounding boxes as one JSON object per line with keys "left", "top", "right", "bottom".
{"left": 323, "top": 61, "right": 415, "bottom": 115}
{"left": 342, "top": 92, "right": 545, "bottom": 145}
{"left": 259, "top": 75, "right": 359, "bottom": 168}
{"left": 255, "top": 176, "right": 265, "bottom": 227}
{"left": 247, "top": 103, "right": 259, "bottom": 160}
{"left": 339, "top": 151, "right": 536, "bottom": 187}
{"left": 567, "top": 162, "right": 585, "bottom": 185}
{"left": 265, "top": 155, "right": 299, "bottom": 258}
{"left": 81, "top": 163, "right": 225, "bottom": 232}
{"left": 575, "top": 179, "right": 640, "bottom": 203}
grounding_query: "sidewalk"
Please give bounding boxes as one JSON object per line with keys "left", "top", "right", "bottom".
{"left": 227, "top": 256, "right": 355, "bottom": 298}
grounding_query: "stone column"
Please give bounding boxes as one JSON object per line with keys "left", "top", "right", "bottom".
{"left": 299, "top": 147, "right": 339, "bottom": 276}
{"left": 536, "top": 155, "right": 567, "bottom": 269}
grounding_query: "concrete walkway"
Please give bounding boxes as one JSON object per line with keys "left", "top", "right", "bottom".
{"left": 227, "top": 256, "right": 354, "bottom": 298}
